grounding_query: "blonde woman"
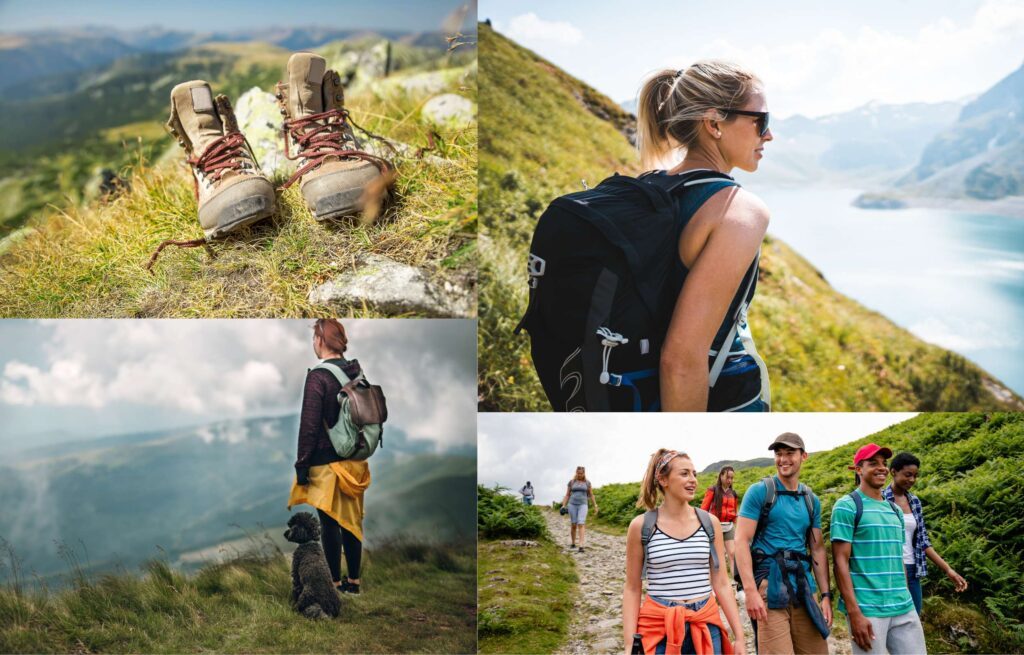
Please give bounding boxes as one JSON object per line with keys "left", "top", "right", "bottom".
{"left": 560, "top": 466, "right": 599, "bottom": 553}
{"left": 624, "top": 449, "right": 745, "bottom": 654}
{"left": 636, "top": 61, "right": 774, "bottom": 412}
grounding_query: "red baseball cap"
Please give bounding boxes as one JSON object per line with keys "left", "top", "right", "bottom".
{"left": 851, "top": 443, "right": 893, "bottom": 468}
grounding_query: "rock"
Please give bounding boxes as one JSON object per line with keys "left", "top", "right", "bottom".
{"left": 421, "top": 93, "right": 476, "bottom": 129}
{"left": 498, "top": 539, "right": 540, "bottom": 548}
{"left": 308, "top": 254, "right": 474, "bottom": 317}
{"left": 327, "top": 40, "right": 391, "bottom": 94}
{"left": 234, "top": 87, "right": 295, "bottom": 179}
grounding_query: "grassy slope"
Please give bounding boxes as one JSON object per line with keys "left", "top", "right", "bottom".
{"left": 477, "top": 487, "right": 576, "bottom": 654}
{"left": 587, "top": 413, "right": 1024, "bottom": 653}
{"left": 0, "top": 541, "right": 475, "bottom": 654}
{"left": 0, "top": 42, "right": 476, "bottom": 318}
{"left": 476, "top": 23, "right": 1022, "bottom": 412}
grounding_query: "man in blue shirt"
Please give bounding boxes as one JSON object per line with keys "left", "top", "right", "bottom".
{"left": 735, "top": 432, "right": 832, "bottom": 654}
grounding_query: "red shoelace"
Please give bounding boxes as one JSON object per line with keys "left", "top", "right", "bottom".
{"left": 282, "top": 108, "right": 391, "bottom": 188}
{"left": 186, "top": 131, "right": 254, "bottom": 199}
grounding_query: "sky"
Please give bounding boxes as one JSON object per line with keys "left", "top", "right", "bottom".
{"left": 0, "top": 319, "right": 477, "bottom": 451}
{"left": 0, "top": 0, "right": 475, "bottom": 33}
{"left": 482, "top": 0, "right": 1024, "bottom": 118}
{"left": 479, "top": 412, "right": 918, "bottom": 504}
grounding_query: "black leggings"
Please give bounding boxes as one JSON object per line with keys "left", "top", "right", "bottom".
{"left": 316, "top": 509, "right": 362, "bottom": 581}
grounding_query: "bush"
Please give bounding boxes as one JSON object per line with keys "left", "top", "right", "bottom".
{"left": 478, "top": 485, "right": 547, "bottom": 539}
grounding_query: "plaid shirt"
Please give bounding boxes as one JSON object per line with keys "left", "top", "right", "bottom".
{"left": 882, "top": 485, "right": 932, "bottom": 579}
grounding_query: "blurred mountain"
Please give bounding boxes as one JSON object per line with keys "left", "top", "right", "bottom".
{"left": 0, "top": 26, "right": 473, "bottom": 92}
{"left": 700, "top": 458, "right": 775, "bottom": 474}
{"left": 893, "top": 60, "right": 1024, "bottom": 200}
{"left": 0, "top": 414, "right": 475, "bottom": 581}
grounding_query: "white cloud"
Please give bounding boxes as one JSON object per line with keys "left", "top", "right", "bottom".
{"left": 0, "top": 320, "right": 477, "bottom": 450}
{"left": 503, "top": 12, "right": 583, "bottom": 47}
{"left": 654, "top": 0, "right": 1024, "bottom": 117}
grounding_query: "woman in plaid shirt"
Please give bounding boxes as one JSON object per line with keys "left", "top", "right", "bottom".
{"left": 883, "top": 452, "right": 968, "bottom": 615}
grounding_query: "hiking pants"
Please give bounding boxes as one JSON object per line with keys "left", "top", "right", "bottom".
{"left": 755, "top": 579, "right": 827, "bottom": 654}
{"left": 851, "top": 610, "right": 926, "bottom": 655}
{"left": 317, "top": 509, "right": 362, "bottom": 581}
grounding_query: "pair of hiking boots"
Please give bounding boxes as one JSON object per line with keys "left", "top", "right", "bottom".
{"left": 167, "top": 52, "right": 391, "bottom": 239}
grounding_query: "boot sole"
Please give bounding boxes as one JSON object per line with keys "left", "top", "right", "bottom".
{"left": 199, "top": 178, "right": 276, "bottom": 239}
{"left": 311, "top": 187, "right": 366, "bottom": 221}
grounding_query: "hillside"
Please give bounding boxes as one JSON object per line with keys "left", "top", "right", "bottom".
{"left": 0, "top": 539, "right": 475, "bottom": 653}
{"left": 476, "top": 23, "right": 1022, "bottom": 412}
{"left": 587, "top": 413, "right": 1024, "bottom": 653}
{"left": 0, "top": 415, "right": 475, "bottom": 583}
{"left": 0, "top": 38, "right": 477, "bottom": 317}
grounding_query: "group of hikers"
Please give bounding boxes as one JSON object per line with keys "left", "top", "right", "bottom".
{"left": 621, "top": 432, "right": 968, "bottom": 654}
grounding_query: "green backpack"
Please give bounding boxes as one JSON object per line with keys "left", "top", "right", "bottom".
{"left": 313, "top": 362, "right": 388, "bottom": 461}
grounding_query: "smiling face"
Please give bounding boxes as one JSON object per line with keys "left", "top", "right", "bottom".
{"left": 658, "top": 455, "right": 698, "bottom": 503}
{"left": 773, "top": 446, "right": 807, "bottom": 481}
{"left": 891, "top": 463, "right": 918, "bottom": 492}
{"left": 717, "top": 83, "right": 772, "bottom": 172}
{"left": 857, "top": 455, "right": 890, "bottom": 490}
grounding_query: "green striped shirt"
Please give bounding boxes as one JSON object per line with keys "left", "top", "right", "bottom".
{"left": 830, "top": 489, "right": 914, "bottom": 618}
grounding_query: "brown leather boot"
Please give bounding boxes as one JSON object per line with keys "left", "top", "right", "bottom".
{"left": 167, "top": 81, "right": 276, "bottom": 238}
{"left": 277, "top": 53, "right": 391, "bottom": 220}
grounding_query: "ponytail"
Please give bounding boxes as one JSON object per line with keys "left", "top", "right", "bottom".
{"left": 636, "top": 448, "right": 690, "bottom": 510}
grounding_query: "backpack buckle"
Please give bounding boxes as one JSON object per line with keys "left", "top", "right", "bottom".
{"left": 527, "top": 254, "right": 546, "bottom": 288}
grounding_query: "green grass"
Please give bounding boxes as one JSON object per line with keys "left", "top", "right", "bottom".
{"left": 0, "top": 43, "right": 476, "bottom": 318}
{"left": 478, "top": 485, "right": 547, "bottom": 540}
{"left": 478, "top": 534, "right": 577, "bottom": 654}
{"left": 0, "top": 539, "right": 475, "bottom": 654}
{"left": 475, "top": 23, "right": 1022, "bottom": 412}
{"left": 586, "top": 413, "right": 1024, "bottom": 652}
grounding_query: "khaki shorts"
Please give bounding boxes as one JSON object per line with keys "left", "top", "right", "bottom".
{"left": 720, "top": 521, "right": 736, "bottom": 541}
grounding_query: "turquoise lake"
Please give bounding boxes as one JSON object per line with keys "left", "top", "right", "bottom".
{"left": 746, "top": 185, "right": 1024, "bottom": 398}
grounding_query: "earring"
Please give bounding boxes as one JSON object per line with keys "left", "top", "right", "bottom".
{"left": 716, "top": 132, "right": 722, "bottom": 138}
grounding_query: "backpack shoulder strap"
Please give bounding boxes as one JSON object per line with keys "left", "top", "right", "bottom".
{"left": 798, "top": 484, "right": 817, "bottom": 549}
{"left": 312, "top": 361, "right": 352, "bottom": 386}
{"left": 640, "top": 509, "right": 658, "bottom": 580}
{"left": 849, "top": 491, "right": 864, "bottom": 532}
{"left": 751, "top": 476, "right": 777, "bottom": 548}
{"left": 694, "top": 508, "right": 720, "bottom": 572}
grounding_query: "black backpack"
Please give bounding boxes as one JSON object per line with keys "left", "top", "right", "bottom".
{"left": 514, "top": 170, "right": 758, "bottom": 412}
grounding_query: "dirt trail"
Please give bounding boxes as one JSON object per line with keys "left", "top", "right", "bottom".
{"left": 543, "top": 509, "right": 851, "bottom": 654}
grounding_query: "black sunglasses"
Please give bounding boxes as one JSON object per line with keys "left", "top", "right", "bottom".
{"left": 718, "top": 108, "right": 770, "bottom": 137}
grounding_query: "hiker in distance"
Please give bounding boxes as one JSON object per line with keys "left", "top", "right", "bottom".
{"left": 734, "top": 432, "right": 831, "bottom": 654}
{"left": 700, "top": 466, "right": 739, "bottom": 580}
{"left": 520, "top": 480, "right": 536, "bottom": 505}
{"left": 883, "top": 452, "right": 968, "bottom": 615}
{"left": 287, "top": 318, "right": 372, "bottom": 596}
{"left": 831, "top": 444, "right": 927, "bottom": 654}
{"left": 560, "top": 466, "right": 599, "bottom": 553}
{"left": 518, "top": 60, "right": 772, "bottom": 413}
{"left": 624, "top": 449, "right": 745, "bottom": 654}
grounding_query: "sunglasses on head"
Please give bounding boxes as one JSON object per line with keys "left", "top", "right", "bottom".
{"left": 718, "top": 108, "right": 770, "bottom": 137}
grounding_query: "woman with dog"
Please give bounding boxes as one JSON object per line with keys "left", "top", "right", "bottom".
{"left": 560, "top": 466, "right": 599, "bottom": 553}
{"left": 636, "top": 61, "right": 774, "bottom": 412}
{"left": 624, "top": 449, "right": 745, "bottom": 653}
{"left": 287, "top": 318, "right": 370, "bottom": 595}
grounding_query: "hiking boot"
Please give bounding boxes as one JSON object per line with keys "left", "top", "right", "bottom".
{"left": 337, "top": 580, "right": 360, "bottom": 595}
{"left": 167, "top": 81, "right": 275, "bottom": 238}
{"left": 276, "top": 52, "right": 391, "bottom": 220}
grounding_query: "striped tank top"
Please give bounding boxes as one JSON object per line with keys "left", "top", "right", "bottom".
{"left": 646, "top": 523, "right": 713, "bottom": 600}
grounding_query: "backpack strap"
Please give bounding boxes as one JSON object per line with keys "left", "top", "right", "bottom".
{"left": 640, "top": 509, "right": 658, "bottom": 580}
{"left": 708, "top": 252, "right": 759, "bottom": 387}
{"left": 695, "top": 507, "right": 720, "bottom": 572}
{"left": 312, "top": 361, "right": 356, "bottom": 386}
{"left": 798, "top": 483, "right": 816, "bottom": 549}
{"left": 849, "top": 491, "right": 864, "bottom": 532}
{"left": 751, "top": 476, "right": 777, "bottom": 549}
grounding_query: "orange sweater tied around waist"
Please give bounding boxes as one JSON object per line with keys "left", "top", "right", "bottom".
{"left": 637, "top": 594, "right": 733, "bottom": 654}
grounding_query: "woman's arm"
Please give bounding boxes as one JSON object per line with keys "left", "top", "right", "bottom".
{"left": 561, "top": 482, "right": 570, "bottom": 507}
{"left": 708, "top": 515, "right": 745, "bottom": 653}
{"left": 700, "top": 488, "right": 714, "bottom": 512}
{"left": 622, "top": 515, "right": 645, "bottom": 655}
{"left": 660, "top": 189, "right": 769, "bottom": 411}
{"left": 588, "top": 484, "right": 599, "bottom": 514}
{"left": 295, "top": 371, "right": 325, "bottom": 484}
{"left": 924, "top": 547, "right": 968, "bottom": 592}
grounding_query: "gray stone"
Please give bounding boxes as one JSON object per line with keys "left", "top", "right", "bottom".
{"left": 234, "top": 87, "right": 295, "bottom": 179}
{"left": 498, "top": 539, "right": 540, "bottom": 548}
{"left": 307, "top": 253, "right": 474, "bottom": 317}
{"left": 421, "top": 93, "right": 476, "bottom": 129}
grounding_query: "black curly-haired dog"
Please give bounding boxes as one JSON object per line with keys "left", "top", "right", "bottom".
{"left": 284, "top": 512, "right": 341, "bottom": 619}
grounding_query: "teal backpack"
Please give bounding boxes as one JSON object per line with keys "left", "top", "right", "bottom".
{"left": 313, "top": 362, "right": 388, "bottom": 461}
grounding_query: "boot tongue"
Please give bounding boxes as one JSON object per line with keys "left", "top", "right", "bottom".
{"left": 287, "top": 52, "right": 327, "bottom": 118}
{"left": 171, "top": 81, "right": 224, "bottom": 155}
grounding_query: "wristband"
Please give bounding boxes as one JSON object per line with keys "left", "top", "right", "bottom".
{"left": 820, "top": 592, "right": 832, "bottom": 600}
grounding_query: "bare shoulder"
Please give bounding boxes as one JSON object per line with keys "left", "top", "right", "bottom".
{"left": 699, "top": 185, "right": 771, "bottom": 231}
{"left": 627, "top": 513, "right": 646, "bottom": 537}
